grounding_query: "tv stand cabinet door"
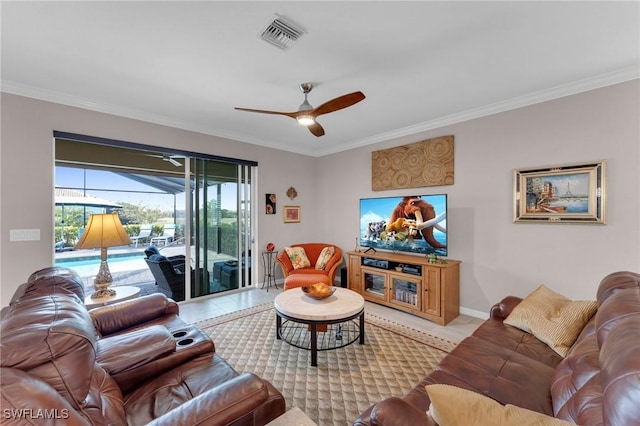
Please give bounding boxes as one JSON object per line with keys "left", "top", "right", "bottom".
{"left": 422, "top": 266, "right": 441, "bottom": 317}
{"left": 361, "top": 266, "right": 388, "bottom": 303}
{"left": 348, "top": 254, "right": 362, "bottom": 293}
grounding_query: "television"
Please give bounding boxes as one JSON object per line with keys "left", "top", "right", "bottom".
{"left": 359, "top": 194, "right": 447, "bottom": 257}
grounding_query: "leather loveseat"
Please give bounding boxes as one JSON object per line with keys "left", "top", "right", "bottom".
{"left": 1, "top": 267, "right": 286, "bottom": 425}
{"left": 355, "top": 271, "right": 640, "bottom": 425}
{"left": 276, "top": 243, "right": 343, "bottom": 289}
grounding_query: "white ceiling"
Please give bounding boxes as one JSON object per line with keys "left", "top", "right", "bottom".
{"left": 2, "top": 1, "right": 639, "bottom": 157}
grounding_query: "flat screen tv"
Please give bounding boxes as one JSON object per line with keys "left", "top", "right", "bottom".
{"left": 359, "top": 195, "right": 447, "bottom": 257}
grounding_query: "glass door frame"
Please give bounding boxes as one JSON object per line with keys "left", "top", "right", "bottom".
{"left": 53, "top": 131, "right": 258, "bottom": 302}
{"left": 184, "top": 157, "right": 256, "bottom": 300}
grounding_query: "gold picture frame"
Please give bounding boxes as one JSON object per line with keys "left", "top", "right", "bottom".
{"left": 514, "top": 161, "right": 606, "bottom": 224}
{"left": 283, "top": 206, "right": 300, "bottom": 223}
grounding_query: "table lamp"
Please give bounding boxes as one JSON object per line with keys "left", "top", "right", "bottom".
{"left": 75, "top": 212, "right": 132, "bottom": 298}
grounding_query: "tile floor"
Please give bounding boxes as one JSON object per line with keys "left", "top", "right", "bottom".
{"left": 178, "top": 286, "right": 484, "bottom": 344}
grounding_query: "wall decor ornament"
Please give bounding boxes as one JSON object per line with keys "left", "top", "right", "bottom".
{"left": 513, "top": 160, "right": 606, "bottom": 224}
{"left": 283, "top": 206, "right": 301, "bottom": 223}
{"left": 371, "top": 135, "right": 454, "bottom": 191}
{"left": 286, "top": 187, "right": 298, "bottom": 200}
{"left": 265, "top": 193, "right": 276, "bottom": 214}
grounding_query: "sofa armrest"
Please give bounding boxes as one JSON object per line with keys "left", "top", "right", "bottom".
{"left": 145, "top": 373, "right": 272, "bottom": 426}
{"left": 325, "top": 253, "right": 343, "bottom": 284}
{"left": 276, "top": 251, "right": 294, "bottom": 277}
{"left": 369, "top": 397, "right": 436, "bottom": 426}
{"left": 90, "top": 293, "right": 179, "bottom": 336}
{"left": 170, "top": 261, "right": 187, "bottom": 274}
{"left": 96, "top": 325, "right": 176, "bottom": 376}
{"left": 489, "top": 296, "right": 523, "bottom": 320}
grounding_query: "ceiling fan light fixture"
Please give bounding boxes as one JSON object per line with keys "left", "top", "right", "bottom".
{"left": 296, "top": 115, "right": 315, "bottom": 126}
{"left": 234, "top": 82, "right": 364, "bottom": 137}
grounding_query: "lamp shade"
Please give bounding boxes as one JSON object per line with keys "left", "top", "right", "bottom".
{"left": 75, "top": 213, "right": 132, "bottom": 249}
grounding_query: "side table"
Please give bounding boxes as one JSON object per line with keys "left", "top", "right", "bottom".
{"left": 84, "top": 285, "right": 141, "bottom": 309}
{"left": 266, "top": 407, "right": 317, "bottom": 426}
{"left": 261, "top": 250, "right": 278, "bottom": 291}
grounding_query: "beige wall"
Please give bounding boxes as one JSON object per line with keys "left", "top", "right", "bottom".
{"left": 0, "top": 93, "right": 319, "bottom": 306}
{"left": 2, "top": 80, "right": 639, "bottom": 313}
{"left": 318, "top": 80, "right": 640, "bottom": 315}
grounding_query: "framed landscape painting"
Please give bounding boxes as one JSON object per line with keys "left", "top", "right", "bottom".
{"left": 513, "top": 161, "right": 606, "bottom": 224}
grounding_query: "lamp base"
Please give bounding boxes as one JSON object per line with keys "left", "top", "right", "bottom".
{"left": 92, "top": 257, "right": 115, "bottom": 298}
{"left": 90, "top": 288, "right": 117, "bottom": 299}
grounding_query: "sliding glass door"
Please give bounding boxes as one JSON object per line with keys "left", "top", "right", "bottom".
{"left": 189, "top": 158, "right": 253, "bottom": 298}
{"left": 54, "top": 132, "right": 256, "bottom": 301}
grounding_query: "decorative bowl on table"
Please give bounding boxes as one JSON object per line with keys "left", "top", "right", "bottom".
{"left": 301, "top": 283, "right": 336, "bottom": 300}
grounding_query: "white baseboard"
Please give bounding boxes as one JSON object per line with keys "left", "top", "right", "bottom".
{"left": 460, "top": 306, "right": 489, "bottom": 320}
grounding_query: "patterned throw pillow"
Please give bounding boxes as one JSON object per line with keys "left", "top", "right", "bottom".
{"left": 284, "top": 246, "right": 311, "bottom": 270}
{"left": 315, "top": 246, "right": 335, "bottom": 270}
{"left": 504, "top": 285, "right": 597, "bottom": 357}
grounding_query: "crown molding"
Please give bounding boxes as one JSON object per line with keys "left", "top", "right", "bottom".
{"left": 317, "top": 65, "right": 640, "bottom": 157}
{"left": 3, "top": 65, "right": 638, "bottom": 158}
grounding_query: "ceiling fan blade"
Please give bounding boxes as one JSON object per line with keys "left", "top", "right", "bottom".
{"left": 234, "top": 107, "right": 297, "bottom": 119}
{"left": 308, "top": 121, "right": 325, "bottom": 137}
{"left": 312, "top": 91, "right": 365, "bottom": 116}
{"left": 168, "top": 157, "right": 182, "bottom": 167}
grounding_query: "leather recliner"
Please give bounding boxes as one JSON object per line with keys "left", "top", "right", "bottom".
{"left": 0, "top": 267, "right": 286, "bottom": 425}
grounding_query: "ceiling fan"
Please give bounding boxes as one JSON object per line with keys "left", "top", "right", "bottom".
{"left": 234, "top": 83, "right": 365, "bottom": 137}
{"left": 144, "top": 154, "right": 183, "bottom": 167}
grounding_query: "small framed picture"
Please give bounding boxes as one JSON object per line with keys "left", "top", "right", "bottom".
{"left": 283, "top": 206, "right": 300, "bottom": 223}
{"left": 513, "top": 160, "right": 606, "bottom": 224}
{"left": 265, "top": 193, "right": 276, "bottom": 214}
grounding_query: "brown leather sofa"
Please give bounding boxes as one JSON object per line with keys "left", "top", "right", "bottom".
{"left": 355, "top": 271, "right": 640, "bottom": 425}
{"left": 1, "top": 267, "right": 286, "bottom": 425}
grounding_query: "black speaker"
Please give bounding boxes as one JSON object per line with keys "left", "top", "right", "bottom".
{"left": 339, "top": 267, "right": 348, "bottom": 288}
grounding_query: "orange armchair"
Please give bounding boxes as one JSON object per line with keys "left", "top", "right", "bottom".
{"left": 276, "top": 243, "right": 343, "bottom": 290}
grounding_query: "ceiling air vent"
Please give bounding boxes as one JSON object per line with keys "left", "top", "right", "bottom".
{"left": 260, "top": 14, "right": 305, "bottom": 50}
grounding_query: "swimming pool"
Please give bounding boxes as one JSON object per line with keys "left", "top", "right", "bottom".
{"left": 55, "top": 253, "right": 148, "bottom": 278}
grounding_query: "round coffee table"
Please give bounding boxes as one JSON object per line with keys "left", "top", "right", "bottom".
{"left": 274, "top": 287, "right": 365, "bottom": 366}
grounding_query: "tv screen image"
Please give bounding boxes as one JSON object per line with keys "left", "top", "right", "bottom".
{"left": 359, "top": 195, "right": 447, "bottom": 257}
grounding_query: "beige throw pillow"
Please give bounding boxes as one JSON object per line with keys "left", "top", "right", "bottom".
{"left": 425, "top": 384, "right": 573, "bottom": 426}
{"left": 315, "top": 246, "right": 335, "bottom": 270}
{"left": 284, "top": 246, "right": 311, "bottom": 270}
{"left": 504, "top": 285, "right": 597, "bottom": 357}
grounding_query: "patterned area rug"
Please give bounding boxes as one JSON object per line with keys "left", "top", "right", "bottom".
{"left": 193, "top": 303, "right": 455, "bottom": 426}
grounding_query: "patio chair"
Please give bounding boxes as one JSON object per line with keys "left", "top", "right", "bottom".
{"left": 150, "top": 224, "right": 175, "bottom": 247}
{"left": 144, "top": 245, "right": 187, "bottom": 273}
{"left": 144, "top": 254, "right": 209, "bottom": 302}
{"left": 130, "top": 226, "right": 152, "bottom": 248}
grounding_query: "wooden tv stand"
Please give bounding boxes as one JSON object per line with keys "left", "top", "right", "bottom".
{"left": 347, "top": 250, "right": 460, "bottom": 325}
